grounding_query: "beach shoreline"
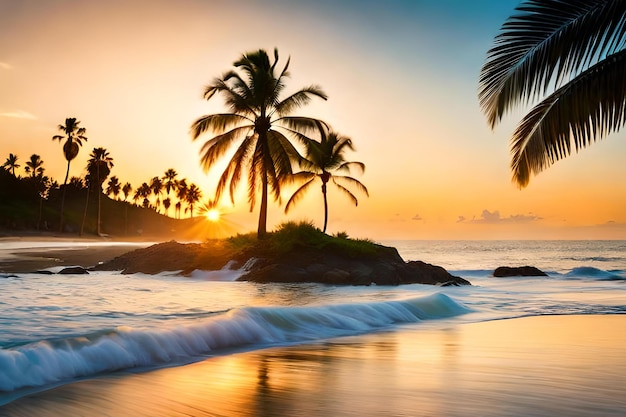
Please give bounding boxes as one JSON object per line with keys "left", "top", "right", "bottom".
{"left": 1, "top": 314, "right": 624, "bottom": 416}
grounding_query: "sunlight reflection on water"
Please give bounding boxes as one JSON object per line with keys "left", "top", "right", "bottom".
{"left": 3, "top": 315, "right": 625, "bottom": 417}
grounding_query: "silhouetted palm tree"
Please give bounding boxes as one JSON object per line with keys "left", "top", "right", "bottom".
{"left": 162, "top": 168, "right": 178, "bottom": 197}
{"left": 149, "top": 176, "right": 164, "bottom": 212}
{"left": 122, "top": 182, "right": 133, "bottom": 202}
{"left": 3, "top": 153, "right": 20, "bottom": 177}
{"left": 185, "top": 184, "right": 202, "bottom": 218}
{"left": 285, "top": 131, "right": 368, "bottom": 233}
{"left": 134, "top": 182, "right": 151, "bottom": 209}
{"left": 53, "top": 117, "right": 87, "bottom": 231}
{"left": 479, "top": 0, "right": 626, "bottom": 187}
{"left": 86, "top": 147, "right": 114, "bottom": 235}
{"left": 106, "top": 176, "right": 121, "bottom": 200}
{"left": 175, "top": 178, "right": 188, "bottom": 219}
{"left": 191, "top": 48, "right": 328, "bottom": 238}
{"left": 24, "top": 154, "right": 45, "bottom": 178}
{"left": 163, "top": 197, "right": 172, "bottom": 217}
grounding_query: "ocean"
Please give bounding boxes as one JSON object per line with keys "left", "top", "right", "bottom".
{"left": 0, "top": 239, "right": 625, "bottom": 414}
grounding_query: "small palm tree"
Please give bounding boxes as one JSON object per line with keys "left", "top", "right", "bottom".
{"left": 185, "top": 184, "right": 202, "bottom": 218}
{"left": 175, "top": 178, "right": 188, "bottom": 219}
{"left": 479, "top": 0, "right": 626, "bottom": 187}
{"left": 53, "top": 117, "right": 87, "bottom": 231}
{"left": 86, "top": 147, "right": 114, "bottom": 235}
{"left": 3, "top": 153, "right": 20, "bottom": 177}
{"left": 24, "top": 154, "right": 45, "bottom": 178}
{"left": 134, "top": 183, "right": 152, "bottom": 209}
{"left": 150, "top": 176, "right": 164, "bottom": 212}
{"left": 106, "top": 176, "right": 121, "bottom": 200}
{"left": 285, "top": 131, "right": 368, "bottom": 233}
{"left": 163, "top": 197, "right": 172, "bottom": 216}
{"left": 162, "top": 168, "right": 178, "bottom": 197}
{"left": 191, "top": 48, "right": 328, "bottom": 238}
{"left": 122, "top": 182, "right": 133, "bottom": 201}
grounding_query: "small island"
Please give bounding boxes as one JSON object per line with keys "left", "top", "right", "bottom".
{"left": 94, "top": 222, "right": 470, "bottom": 287}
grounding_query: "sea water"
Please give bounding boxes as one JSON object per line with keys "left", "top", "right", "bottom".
{"left": 0, "top": 240, "right": 624, "bottom": 405}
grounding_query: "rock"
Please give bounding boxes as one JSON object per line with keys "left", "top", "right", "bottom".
{"left": 58, "top": 266, "right": 89, "bottom": 275}
{"left": 493, "top": 266, "right": 548, "bottom": 277}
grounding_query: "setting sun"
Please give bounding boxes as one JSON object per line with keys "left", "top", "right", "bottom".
{"left": 205, "top": 208, "right": 221, "bottom": 222}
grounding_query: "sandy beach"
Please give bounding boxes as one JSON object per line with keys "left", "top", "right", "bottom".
{"left": 2, "top": 314, "right": 625, "bottom": 417}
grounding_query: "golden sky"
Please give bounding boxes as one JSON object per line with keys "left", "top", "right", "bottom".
{"left": 1, "top": 0, "right": 625, "bottom": 240}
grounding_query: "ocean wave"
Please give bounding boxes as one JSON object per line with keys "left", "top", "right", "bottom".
{"left": 0, "top": 293, "right": 470, "bottom": 393}
{"left": 564, "top": 267, "right": 625, "bottom": 281}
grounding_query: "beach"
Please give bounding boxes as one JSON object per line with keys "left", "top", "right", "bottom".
{"left": 1, "top": 315, "right": 625, "bottom": 417}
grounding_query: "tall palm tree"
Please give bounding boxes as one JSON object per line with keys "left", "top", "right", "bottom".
{"left": 122, "top": 182, "right": 133, "bottom": 202}
{"left": 149, "top": 176, "right": 164, "bottom": 212}
{"left": 185, "top": 184, "right": 202, "bottom": 218}
{"left": 3, "top": 153, "right": 20, "bottom": 176}
{"left": 86, "top": 147, "right": 114, "bottom": 235}
{"left": 285, "top": 131, "right": 368, "bottom": 233}
{"left": 479, "top": 0, "right": 626, "bottom": 188}
{"left": 175, "top": 178, "right": 188, "bottom": 219}
{"left": 162, "top": 168, "right": 178, "bottom": 197}
{"left": 24, "top": 154, "right": 45, "bottom": 178}
{"left": 106, "top": 176, "right": 121, "bottom": 200}
{"left": 191, "top": 48, "right": 328, "bottom": 238}
{"left": 53, "top": 117, "right": 87, "bottom": 231}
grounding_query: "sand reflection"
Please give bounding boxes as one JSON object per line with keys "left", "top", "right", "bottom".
{"left": 2, "top": 315, "right": 625, "bottom": 416}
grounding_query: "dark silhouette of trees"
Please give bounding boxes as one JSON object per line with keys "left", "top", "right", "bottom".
{"left": 24, "top": 154, "right": 45, "bottom": 178}
{"left": 285, "top": 131, "right": 368, "bottom": 233}
{"left": 3, "top": 154, "right": 20, "bottom": 177}
{"left": 162, "top": 168, "right": 178, "bottom": 197}
{"left": 122, "top": 182, "right": 133, "bottom": 202}
{"left": 191, "top": 48, "right": 328, "bottom": 238}
{"left": 149, "top": 176, "right": 164, "bottom": 212}
{"left": 53, "top": 117, "right": 87, "bottom": 231}
{"left": 479, "top": 0, "right": 626, "bottom": 187}
{"left": 106, "top": 176, "right": 121, "bottom": 200}
{"left": 185, "top": 183, "right": 202, "bottom": 218}
{"left": 86, "top": 147, "right": 114, "bottom": 235}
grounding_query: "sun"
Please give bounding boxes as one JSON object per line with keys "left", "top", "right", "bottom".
{"left": 205, "top": 208, "right": 221, "bottom": 222}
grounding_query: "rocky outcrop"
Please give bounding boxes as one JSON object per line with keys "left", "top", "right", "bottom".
{"left": 94, "top": 240, "right": 471, "bottom": 286}
{"left": 493, "top": 266, "right": 548, "bottom": 277}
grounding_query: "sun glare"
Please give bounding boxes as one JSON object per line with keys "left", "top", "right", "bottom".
{"left": 205, "top": 208, "right": 221, "bottom": 222}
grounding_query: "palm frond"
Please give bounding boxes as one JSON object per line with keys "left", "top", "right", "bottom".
{"left": 331, "top": 180, "right": 359, "bottom": 206}
{"left": 332, "top": 176, "right": 369, "bottom": 198}
{"left": 479, "top": 0, "right": 626, "bottom": 127}
{"left": 191, "top": 114, "right": 252, "bottom": 140}
{"left": 511, "top": 48, "right": 626, "bottom": 187}
{"left": 337, "top": 161, "right": 366, "bottom": 174}
{"left": 274, "top": 86, "right": 328, "bottom": 116}
{"left": 284, "top": 177, "right": 316, "bottom": 213}
{"left": 198, "top": 126, "right": 252, "bottom": 170}
{"left": 276, "top": 116, "right": 328, "bottom": 142}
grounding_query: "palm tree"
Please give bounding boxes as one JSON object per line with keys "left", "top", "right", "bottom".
{"left": 163, "top": 197, "right": 172, "bottom": 216}
{"left": 122, "top": 182, "right": 133, "bottom": 201}
{"left": 162, "top": 168, "right": 178, "bottom": 197}
{"left": 191, "top": 48, "right": 328, "bottom": 238}
{"left": 85, "top": 147, "right": 114, "bottom": 235}
{"left": 149, "top": 176, "right": 164, "bottom": 212}
{"left": 134, "top": 182, "right": 152, "bottom": 209}
{"left": 3, "top": 154, "right": 20, "bottom": 176}
{"left": 479, "top": 0, "right": 626, "bottom": 188}
{"left": 185, "top": 184, "right": 202, "bottom": 218}
{"left": 24, "top": 154, "right": 45, "bottom": 178}
{"left": 175, "top": 178, "right": 188, "bottom": 219}
{"left": 106, "top": 176, "right": 121, "bottom": 200}
{"left": 285, "top": 131, "right": 368, "bottom": 233}
{"left": 53, "top": 117, "right": 87, "bottom": 231}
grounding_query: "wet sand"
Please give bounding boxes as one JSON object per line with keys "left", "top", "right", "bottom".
{"left": 2, "top": 315, "right": 625, "bottom": 417}
{"left": 0, "top": 238, "right": 152, "bottom": 272}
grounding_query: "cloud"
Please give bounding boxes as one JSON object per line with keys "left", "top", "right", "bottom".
{"left": 461, "top": 209, "right": 542, "bottom": 224}
{"left": 412, "top": 214, "right": 422, "bottom": 221}
{"left": 0, "top": 62, "right": 11, "bottom": 70}
{"left": 0, "top": 110, "right": 37, "bottom": 120}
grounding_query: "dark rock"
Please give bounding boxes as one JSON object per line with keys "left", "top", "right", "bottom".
{"left": 58, "top": 266, "right": 90, "bottom": 275}
{"left": 34, "top": 270, "right": 55, "bottom": 275}
{"left": 493, "top": 266, "right": 548, "bottom": 277}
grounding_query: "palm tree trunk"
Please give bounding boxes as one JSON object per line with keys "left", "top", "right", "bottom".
{"left": 258, "top": 170, "right": 268, "bottom": 239}
{"left": 59, "top": 159, "right": 71, "bottom": 232}
{"left": 322, "top": 183, "right": 328, "bottom": 234}
{"left": 97, "top": 165, "right": 101, "bottom": 235}
{"left": 80, "top": 186, "right": 89, "bottom": 236}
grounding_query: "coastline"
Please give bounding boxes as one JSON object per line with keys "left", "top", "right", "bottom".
{"left": 2, "top": 314, "right": 625, "bottom": 416}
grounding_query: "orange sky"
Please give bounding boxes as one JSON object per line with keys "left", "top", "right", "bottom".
{"left": 1, "top": 0, "right": 625, "bottom": 240}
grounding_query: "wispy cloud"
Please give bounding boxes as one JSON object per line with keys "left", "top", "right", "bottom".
{"left": 0, "top": 110, "right": 37, "bottom": 120}
{"left": 458, "top": 209, "right": 542, "bottom": 224}
{"left": 0, "top": 62, "right": 12, "bottom": 70}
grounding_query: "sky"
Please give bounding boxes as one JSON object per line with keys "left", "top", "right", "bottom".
{"left": 1, "top": 0, "right": 625, "bottom": 240}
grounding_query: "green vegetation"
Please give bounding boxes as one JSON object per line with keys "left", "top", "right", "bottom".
{"left": 479, "top": 0, "right": 626, "bottom": 187}
{"left": 226, "top": 221, "right": 380, "bottom": 259}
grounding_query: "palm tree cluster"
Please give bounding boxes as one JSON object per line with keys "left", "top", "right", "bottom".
{"left": 479, "top": 0, "right": 626, "bottom": 187}
{"left": 192, "top": 48, "right": 368, "bottom": 238}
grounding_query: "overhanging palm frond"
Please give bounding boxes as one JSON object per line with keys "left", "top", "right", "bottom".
{"left": 331, "top": 180, "right": 359, "bottom": 206}
{"left": 479, "top": 0, "right": 626, "bottom": 127}
{"left": 214, "top": 135, "right": 255, "bottom": 203}
{"left": 284, "top": 177, "right": 316, "bottom": 213}
{"left": 333, "top": 175, "right": 369, "bottom": 198}
{"left": 198, "top": 126, "right": 252, "bottom": 170}
{"left": 274, "top": 86, "right": 328, "bottom": 116}
{"left": 338, "top": 161, "right": 366, "bottom": 174}
{"left": 191, "top": 114, "right": 252, "bottom": 139}
{"left": 511, "top": 48, "right": 626, "bottom": 187}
